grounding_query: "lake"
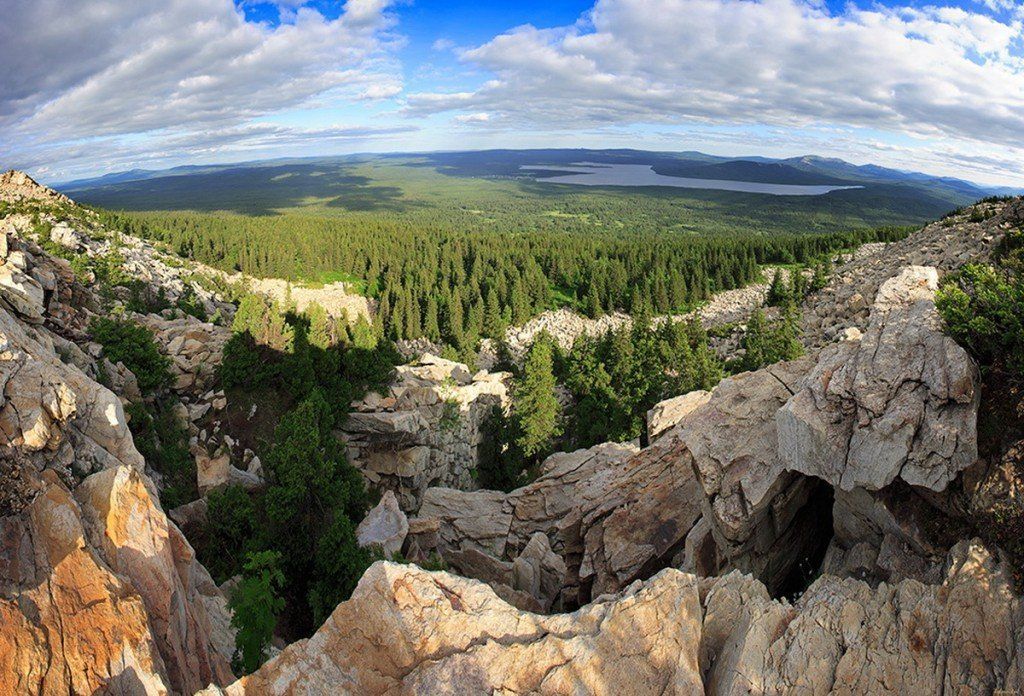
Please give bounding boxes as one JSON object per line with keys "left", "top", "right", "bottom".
{"left": 521, "top": 163, "right": 863, "bottom": 196}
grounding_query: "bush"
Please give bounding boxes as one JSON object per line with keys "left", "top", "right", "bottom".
{"left": 89, "top": 316, "right": 171, "bottom": 393}
{"left": 937, "top": 262, "right": 1024, "bottom": 375}
{"left": 229, "top": 551, "right": 286, "bottom": 674}
{"left": 201, "top": 485, "right": 261, "bottom": 583}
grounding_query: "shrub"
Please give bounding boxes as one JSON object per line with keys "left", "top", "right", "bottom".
{"left": 937, "top": 262, "right": 1024, "bottom": 375}
{"left": 201, "top": 485, "right": 260, "bottom": 583}
{"left": 229, "top": 551, "right": 286, "bottom": 675}
{"left": 89, "top": 316, "right": 171, "bottom": 393}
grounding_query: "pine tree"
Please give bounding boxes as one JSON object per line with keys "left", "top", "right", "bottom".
{"left": 424, "top": 295, "right": 441, "bottom": 341}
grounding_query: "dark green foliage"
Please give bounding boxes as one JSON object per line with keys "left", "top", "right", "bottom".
{"left": 937, "top": 230, "right": 1024, "bottom": 375}
{"left": 126, "top": 400, "right": 196, "bottom": 509}
{"left": 476, "top": 405, "right": 525, "bottom": 492}
{"left": 229, "top": 551, "right": 286, "bottom": 675}
{"left": 766, "top": 269, "right": 789, "bottom": 307}
{"left": 200, "top": 486, "right": 260, "bottom": 583}
{"left": 308, "top": 515, "right": 371, "bottom": 626}
{"left": 197, "top": 298, "right": 397, "bottom": 637}
{"left": 562, "top": 319, "right": 723, "bottom": 447}
{"left": 738, "top": 308, "right": 804, "bottom": 372}
{"left": 99, "top": 207, "right": 912, "bottom": 345}
{"left": 512, "top": 332, "right": 561, "bottom": 462}
{"left": 262, "top": 390, "right": 371, "bottom": 632}
{"left": 89, "top": 316, "right": 171, "bottom": 393}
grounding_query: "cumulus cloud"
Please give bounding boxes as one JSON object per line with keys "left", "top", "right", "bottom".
{"left": 407, "top": 0, "right": 1024, "bottom": 177}
{"left": 0, "top": 0, "right": 403, "bottom": 178}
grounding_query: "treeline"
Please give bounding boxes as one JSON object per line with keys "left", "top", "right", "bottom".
{"left": 99, "top": 210, "right": 911, "bottom": 350}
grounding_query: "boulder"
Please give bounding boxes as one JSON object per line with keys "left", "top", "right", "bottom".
{"left": 0, "top": 263, "right": 45, "bottom": 322}
{"left": 679, "top": 356, "right": 821, "bottom": 594}
{"left": 417, "top": 488, "right": 512, "bottom": 558}
{"left": 646, "top": 389, "right": 711, "bottom": 442}
{"left": 778, "top": 267, "right": 980, "bottom": 492}
{"left": 355, "top": 490, "right": 409, "bottom": 559}
{"left": 207, "top": 562, "right": 707, "bottom": 695}
{"left": 0, "top": 470, "right": 169, "bottom": 695}
{"left": 75, "top": 466, "right": 235, "bottom": 693}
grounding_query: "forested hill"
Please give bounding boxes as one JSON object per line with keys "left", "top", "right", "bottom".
{"left": 102, "top": 207, "right": 910, "bottom": 352}
{"left": 65, "top": 149, "right": 989, "bottom": 353}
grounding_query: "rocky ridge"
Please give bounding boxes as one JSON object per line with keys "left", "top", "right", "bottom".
{"left": 2, "top": 169, "right": 1023, "bottom": 695}
{"left": 0, "top": 178, "right": 237, "bottom": 692}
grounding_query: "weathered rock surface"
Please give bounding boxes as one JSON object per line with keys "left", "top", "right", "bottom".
{"left": 0, "top": 469, "right": 169, "bottom": 696}
{"left": 205, "top": 540, "right": 1024, "bottom": 695}
{"left": 646, "top": 389, "right": 711, "bottom": 442}
{"left": 356, "top": 490, "right": 409, "bottom": 559}
{"left": 75, "top": 465, "right": 235, "bottom": 693}
{"left": 0, "top": 296, "right": 143, "bottom": 475}
{"left": 779, "top": 266, "right": 980, "bottom": 492}
{"left": 139, "top": 313, "right": 229, "bottom": 395}
{"left": 343, "top": 354, "right": 509, "bottom": 511}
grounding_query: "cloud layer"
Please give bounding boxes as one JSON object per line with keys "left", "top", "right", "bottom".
{"left": 1, "top": 0, "right": 402, "bottom": 178}
{"left": 2, "top": 0, "right": 1022, "bottom": 185}
{"left": 409, "top": 0, "right": 1024, "bottom": 183}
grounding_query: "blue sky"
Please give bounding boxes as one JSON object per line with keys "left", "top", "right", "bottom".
{"left": 2, "top": 0, "right": 1023, "bottom": 186}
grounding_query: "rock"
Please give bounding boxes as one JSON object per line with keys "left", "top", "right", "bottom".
{"left": 169, "top": 497, "right": 209, "bottom": 532}
{"left": 196, "top": 448, "right": 262, "bottom": 495}
{"left": 207, "top": 540, "right": 1024, "bottom": 695}
{"left": 0, "top": 470, "right": 169, "bottom": 695}
{"left": 343, "top": 356, "right": 509, "bottom": 511}
{"left": 679, "top": 356, "right": 823, "bottom": 594}
{"left": 418, "top": 488, "right": 512, "bottom": 558}
{"left": 49, "top": 222, "right": 84, "bottom": 250}
{"left": 75, "top": 466, "right": 235, "bottom": 693}
{"left": 356, "top": 490, "right": 409, "bottom": 559}
{"left": 779, "top": 267, "right": 980, "bottom": 492}
{"left": 511, "top": 532, "right": 567, "bottom": 611}
{"left": 564, "top": 431, "right": 705, "bottom": 600}
{"left": 0, "top": 263, "right": 45, "bottom": 322}
{"left": 646, "top": 389, "right": 711, "bottom": 442}
{"left": 209, "top": 562, "right": 707, "bottom": 695}
{"left": 0, "top": 304, "right": 143, "bottom": 473}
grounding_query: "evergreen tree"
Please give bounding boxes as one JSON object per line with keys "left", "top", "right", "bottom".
{"left": 512, "top": 332, "right": 561, "bottom": 461}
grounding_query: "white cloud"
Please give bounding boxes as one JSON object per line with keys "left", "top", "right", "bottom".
{"left": 0, "top": 0, "right": 403, "bottom": 178}
{"left": 432, "top": 38, "right": 455, "bottom": 51}
{"left": 407, "top": 0, "right": 1024, "bottom": 182}
{"left": 454, "top": 112, "right": 491, "bottom": 123}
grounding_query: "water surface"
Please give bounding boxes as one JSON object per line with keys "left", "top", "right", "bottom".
{"left": 521, "top": 163, "right": 863, "bottom": 196}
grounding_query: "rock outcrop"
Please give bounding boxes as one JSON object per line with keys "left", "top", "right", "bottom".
{"left": 410, "top": 262, "right": 984, "bottom": 605}
{"left": 205, "top": 539, "right": 1024, "bottom": 695}
{"left": 0, "top": 174, "right": 236, "bottom": 694}
{"left": 342, "top": 354, "right": 509, "bottom": 511}
{"left": 779, "top": 266, "right": 979, "bottom": 492}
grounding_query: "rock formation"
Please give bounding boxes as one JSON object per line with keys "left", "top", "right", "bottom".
{"left": 342, "top": 354, "right": 509, "bottom": 511}
{"left": 204, "top": 539, "right": 1024, "bottom": 695}
{"left": 3, "top": 172, "right": 1023, "bottom": 695}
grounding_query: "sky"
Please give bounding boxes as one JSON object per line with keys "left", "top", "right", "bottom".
{"left": 1, "top": 0, "right": 1022, "bottom": 186}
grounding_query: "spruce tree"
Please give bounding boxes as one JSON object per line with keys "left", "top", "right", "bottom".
{"left": 513, "top": 332, "right": 561, "bottom": 461}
